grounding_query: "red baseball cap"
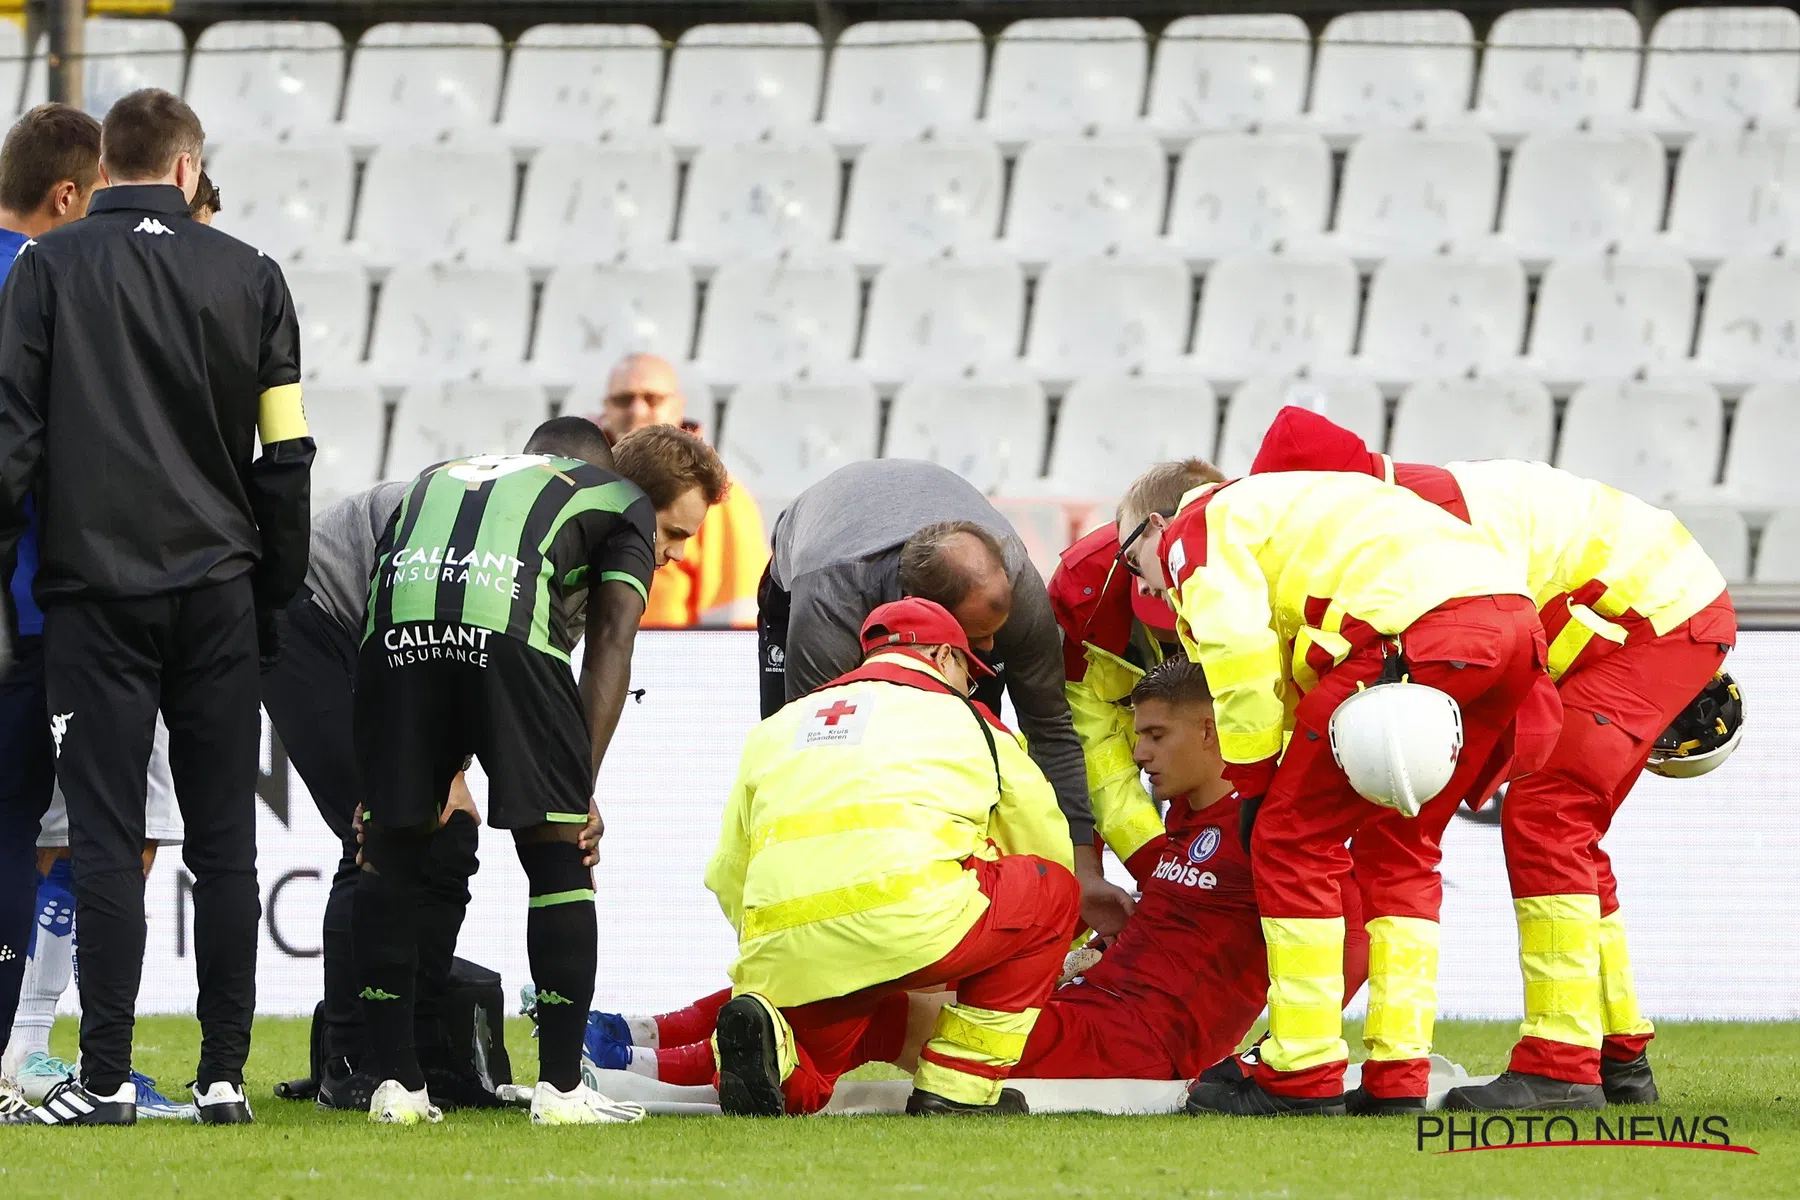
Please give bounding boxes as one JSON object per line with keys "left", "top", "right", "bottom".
{"left": 861, "top": 598, "right": 997, "bottom": 677}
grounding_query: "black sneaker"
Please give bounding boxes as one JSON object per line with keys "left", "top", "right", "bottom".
{"left": 30, "top": 1078, "right": 137, "bottom": 1125}
{"left": 905, "top": 1087, "right": 1028, "bottom": 1116}
{"left": 193, "top": 1080, "right": 255, "bottom": 1125}
{"left": 1198, "top": 1040, "right": 1264, "bottom": 1087}
{"left": 1345, "top": 1086, "right": 1426, "bottom": 1116}
{"left": 1442, "top": 1071, "right": 1606, "bottom": 1112}
{"left": 1185, "top": 1076, "right": 1346, "bottom": 1117}
{"left": 714, "top": 995, "right": 785, "bottom": 1117}
{"left": 1601, "top": 1052, "right": 1660, "bottom": 1105}
{"left": 316, "top": 1057, "right": 380, "bottom": 1112}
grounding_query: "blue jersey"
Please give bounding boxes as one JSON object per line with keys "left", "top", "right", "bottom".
{"left": 0, "top": 226, "right": 42, "bottom": 635}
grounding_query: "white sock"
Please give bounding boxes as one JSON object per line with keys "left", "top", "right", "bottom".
{"left": 12, "top": 875, "right": 76, "bottom": 1063}
{"left": 624, "top": 1046, "right": 659, "bottom": 1080}
{"left": 626, "top": 1017, "right": 659, "bottom": 1049}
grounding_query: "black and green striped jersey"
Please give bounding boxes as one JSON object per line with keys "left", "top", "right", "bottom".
{"left": 366, "top": 454, "right": 657, "bottom": 661}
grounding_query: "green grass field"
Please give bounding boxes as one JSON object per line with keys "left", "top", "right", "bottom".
{"left": 4, "top": 1016, "right": 1794, "bottom": 1198}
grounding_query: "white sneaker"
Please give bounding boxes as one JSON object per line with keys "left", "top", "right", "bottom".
{"left": 369, "top": 1079, "right": 443, "bottom": 1125}
{"left": 193, "top": 1080, "right": 254, "bottom": 1125}
{"left": 529, "top": 1080, "right": 646, "bottom": 1126}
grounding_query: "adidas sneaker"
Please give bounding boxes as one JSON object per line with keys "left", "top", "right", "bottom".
{"left": 133, "top": 1071, "right": 199, "bottom": 1121}
{"left": 528, "top": 1080, "right": 645, "bottom": 1126}
{"left": 30, "top": 1077, "right": 136, "bottom": 1126}
{"left": 193, "top": 1080, "right": 254, "bottom": 1125}
{"left": 368, "top": 1079, "right": 443, "bottom": 1125}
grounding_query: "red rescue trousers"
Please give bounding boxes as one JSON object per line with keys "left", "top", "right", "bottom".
{"left": 1503, "top": 591, "right": 1735, "bottom": 1084}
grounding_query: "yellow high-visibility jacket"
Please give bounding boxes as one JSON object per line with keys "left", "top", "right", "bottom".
{"left": 1066, "top": 644, "right": 1167, "bottom": 864}
{"left": 705, "top": 650, "right": 1076, "bottom": 1008}
{"left": 1162, "top": 472, "right": 1530, "bottom": 769}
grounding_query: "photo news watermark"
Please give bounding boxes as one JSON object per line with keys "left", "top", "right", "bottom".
{"left": 1417, "top": 1114, "right": 1758, "bottom": 1155}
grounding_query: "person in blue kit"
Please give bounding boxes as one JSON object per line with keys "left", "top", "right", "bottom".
{"left": 0, "top": 104, "right": 102, "bottom": 1122}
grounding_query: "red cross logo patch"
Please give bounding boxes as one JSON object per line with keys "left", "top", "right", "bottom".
{"left": 796, "top": 690, "right": 873, "bottom": 748}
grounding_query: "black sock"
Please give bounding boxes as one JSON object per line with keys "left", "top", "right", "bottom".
{"left": 352, "top": 832, "right": 429, "bottom": 1091}
{"left": 518, "top": 840, "right": 596, "bottom": 1093}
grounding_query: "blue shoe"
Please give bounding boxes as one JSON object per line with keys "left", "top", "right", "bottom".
{"left": 582, "top": 1010, "right": 633, "bottom": 1072}
{"left": 15, "top": 1052, "right": 75, "bottom": 1105}
{"left": 132, "top": 1071, "right": 198, "bottom": 1121}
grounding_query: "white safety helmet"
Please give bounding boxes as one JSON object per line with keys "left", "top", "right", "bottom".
{"left": 1328, "top": 681, "right": 1464, "bottom": 818}
{"left": 1646, "top": 672, "right": 1744, "bottom": 779}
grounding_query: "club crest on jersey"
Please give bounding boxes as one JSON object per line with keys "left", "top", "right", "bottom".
{"left": 796, "top": 691, "right": 872, "bottom": 749}
{"left": 1188, "top": 826, "right": 1222, "bottom": 864}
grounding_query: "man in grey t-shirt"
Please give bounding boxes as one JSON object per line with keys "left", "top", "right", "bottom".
{"left": 759, "top": 459, "right": 1135, "bottom": 936}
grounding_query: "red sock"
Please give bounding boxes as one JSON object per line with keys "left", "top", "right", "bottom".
{"left": 657, "top": 988, "right": 733, "bottom": 1047}
{"left": 655, "top": 1042, "right": 716, "bottom": 1087}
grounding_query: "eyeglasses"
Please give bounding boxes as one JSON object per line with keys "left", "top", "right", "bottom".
{"left": 1115, "top": 509, "right": 1174, "bottom": 580}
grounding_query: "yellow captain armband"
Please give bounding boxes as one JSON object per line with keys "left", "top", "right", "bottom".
{"left": 258, "top": 383, "right": 308, "bottom": 443}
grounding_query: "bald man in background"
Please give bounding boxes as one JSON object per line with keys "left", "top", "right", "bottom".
{"left": 592, "top": 354, "right": 766, "bottom": 628}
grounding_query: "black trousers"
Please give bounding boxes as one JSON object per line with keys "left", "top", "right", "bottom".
{"left": 260, "top": 591, "right": 478, "bottom": 1066}
{"left": 44, "top": 576, "right": 260, "bottom": 1092}
{"left": 0, "top": 635, "right": 55, "bottom": 1053}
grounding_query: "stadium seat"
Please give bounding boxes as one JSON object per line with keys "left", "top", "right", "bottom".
{"left": 676, "top": 139, "right": 840, "bottom": 264}
{"left": 692, "top": 256, "right": 860, "bottom": 386}
{"left": 983, "top": 18, "right": 1148, "bottom": 143}
{"left": 0, "top": 25, "right": 27, "bottom": 118}
{"left": 1722, "top": 381, "right": 1800, "bottom": 503}
{"left": 1692, "top": 256, "right": 1800, "bottom": 390}
{"left": 1145, "top": 14, "right": 1312, "bottom": 142}
{"left": 386, "top": 382, "right": 551, "bottom": 481}
{"left": 1670, "top": 505, "right": 1750, "bottom": 582}
{"left": 1001, "top": 135, "right": 1167, "bottom": 264}
{"left": 531, "top": 261, "right": 696, "bottom": 387}
{"left": 1755, "top": 507, "right": 1800, "bottom": 581}
{"left": 717, "top": 379, "right": 881, "bottom": 505}
{"left": 1658, "top": 129, "right": 1800, "bottom": 265}
{"left": 305, "top": 381, "right": 387, "bottom": 506}
{"left": 350, "top": 143, "right": 514, "bottom": 267}
{"left": 1306, "top": 10, "right": 1476, "bottom": 141}
{"left": 859, "top": 259, "right": 1025, "bottom": 388}
{"left": 660, "top": 23, "right": 823, "bottom": 149}
{"left": 1022, "top": 255, "right": 1193, "bottom": 387}
{"left": 1472, "top": 7, "right": 1643, "bottom": 142}
{"left": 497, "top": 24, "right": 662, "bottom": 147}
{"left": 83, "top": 18, "right": 185, "bottom": 118}
{"left": 1638, "top": 6, "right": 1800, "bottom": 137}
{"left": 1315, "top": 128, "right": 1499, "bottom": 263}
{"left": 821, "top": 21, "right": 984, "bottom": 147}
{"left": 1387, "top": 376, "right": 1555, "bottom": 464}
{"left": 207, "top": 142, "right": 355, "bottom": 262}
{"left": 839, "top": 138, "right": 1005, "bottom": 267}
{"left": 339, "top": 23, "right": 504, "bottom": 144}
{"left": 1355, "top": 254, "right": 1528, "bottom": 390}
{"left": 185, "top": 21, "right": 344, "bottom": 142}
{"left": 1042, "top": 375, "right": 1219, "bottom": 497}
{"left": 366, "top": 262, "right": 532, "bottom": 385}
{"left": 286, "top": 265, "right": 371, "bottom": 376}
{"left": 1487, "top": 129, "right": 1667, "bottom": 267}
{"left": 1163, "top": 132, "right": 1332, "bottom": 266}
{"left": 1216, "top": 376, "right": 1386, "bottom": 476}
{"left": 885, "top": 376, "right": 1050, "bottom": 494}
{"left": 513, "top": 140, "right": 678, "bottom": 268}
{"left": 1557, "top": 379, "right": 1724, "bottom": 505}
{"left": 1187, "top": 253, "right": 1361, "bottom": 388}
{"left": 1523, "top": 252, "right": 1697, "bottom": 391}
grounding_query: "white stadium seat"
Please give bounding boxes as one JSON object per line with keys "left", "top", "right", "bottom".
{"left": 1755, "top": 507, "right": 1800, "bottom": 581}
{"left": 1320, "top": 128, "right": 1499, "bottom": 261}
{"left": 1639, "top": 6, "right": 1800, "bottom": 137}
{"left": 1722, "top": 381, "right": 1800, "bottom": 503}
{"left": 1473, "top": 7, "right": 1643, "bottom": 141}
{"left": 340, "top": 23, "right": 503, "bottom": 143}
{"left": 386, "top": 382, "right": 551, "bottom": 481}
{"left": 1490, "top": 129, "right": 1667, "bottom": 266}
{"left": 693, "top": 256, "right": 861, "bottom": 386}
{"left": 1146, "top": 14, "right": 1311, "bottom": 141}
{"left": 1671, "top": 505, "right": 1750, "bottom": 582}
{"left": 1043, "top": 375, "right": 1219, "bottom": 497}
{"left": 0, "top": 24, "right": 26, "bottom": 118}
{"left": 983, "top": 18, "right": 1148, "bottom": 143}
{"left": 839, "top": 139, "right": 1004, "bottom": 266}
{"left": 1216, "top": 376, "right": 1386, "bottom": 477}
{"left": 1659, "top": 130, "right": 1800, "bottom": 264}
{"left": 1307, "top": 10, "right": 1475, "bottom": 140}
{"left": 822, "top": 21, "right": 984, "bottom": 146}
{"left": 885, "top": 376, "right": 1049, "bottom": 494}
{"left": 1001, "top": 135, "right": 1167, "bottom": 263}
{"left": 498, "top": 24, "right": 662, "bottom": 146}
{"left": 859, "top": 259, "right": 1025, "bottom": 387}
{"left": 350, "top": 143, "right": 514, "bottom": 267}
{"left": 1023, "top": 255, "right": 1193, "bottom": 386}
{"left": 514, "top": 140, "right": 678, "bottom": 267}
{"left": 186, "top": 21, "right": 344, "bottom": 142}
{"left": 1356, "top": 254, "right": 1527, "bottom": 388}
{"left": 1187, "top": 253, "right": 1361, "bottom": 387}
{"left": 717, "top": 379, "right": 881, "bottom": 503}
{"left": 83, "top": 18, "right": 185, "bottom": 118}
{"left": 207, "top": 142, "right": 354, "bottom": 262}
{"left": 676, "top": 139, "right": 840, "bottom": 264}
{"left": 1163, "top": 132, "right": 1332, "bottom": 265}
{"left": 305, "top": 382, "right": 387, "bottom": 506}
{"left": 1692, "top": 256, "right": 1800, "bottom": 389}
{"left": 1388, "top": 376, "right": 1555, "bottom": 464}
{"left": 1524, "top": 253, "right": 1697, "bottom": 389}
{"left": 531, "top": 261, "right": 696, "bottom": 386}
{"left": 661, "top": 23, "right": 823, "bottom": 149}
{"left": 1557, "top": 379, "right": 1723, "bottom": 504}
{"left": 366, "top": 263, "right": 532, "bottom": 384}
{"left": 285, "top": 265, "right": 371, "bottom": 375}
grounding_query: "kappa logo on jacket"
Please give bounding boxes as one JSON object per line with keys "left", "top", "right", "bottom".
{"left": 49, "top": 711, "right": 71, "bottom": 758}
{"left": 133, "top": 217, "right": 175, "bottom": 236}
